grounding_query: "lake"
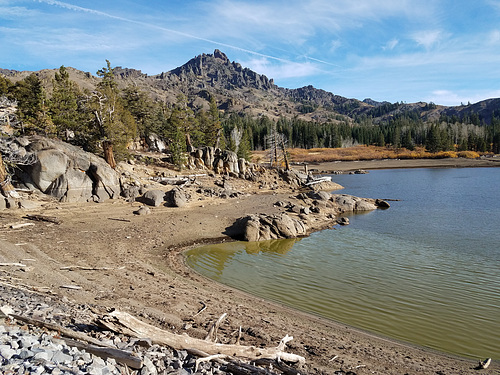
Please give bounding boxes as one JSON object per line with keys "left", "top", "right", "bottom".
{"left": 186, "top": 167, "right": 500, "bottom": 359}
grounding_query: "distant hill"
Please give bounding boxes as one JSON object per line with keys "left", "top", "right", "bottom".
{"left": 2, "top": 49, "right": 500, "bottom": 126}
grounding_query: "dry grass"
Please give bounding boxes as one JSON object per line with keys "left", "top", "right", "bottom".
{"left": 252, "top": 146, "right": 483, "bottom": 164}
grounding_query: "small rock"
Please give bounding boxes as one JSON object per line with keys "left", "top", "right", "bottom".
{"left": 134, "top": 206, "right": 151, "bottom": 215}
{"left": 0, "top": 345, "right": 17, "bottom": 360}
{"left": 337, "top": 217, "right": 350, "bottom": 225}
{"left": 52, "top": 350, "right": 73, "bottom": 364}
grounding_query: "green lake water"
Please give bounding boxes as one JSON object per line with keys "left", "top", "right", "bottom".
{"left": 186, "top": 167, "right": 500, "bottom": 359}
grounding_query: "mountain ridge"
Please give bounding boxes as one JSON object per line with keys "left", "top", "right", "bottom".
{"left": 2, "top": 49, "right": 500, "bottom": 126}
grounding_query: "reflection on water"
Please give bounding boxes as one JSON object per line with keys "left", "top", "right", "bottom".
{"left": 187, "top": 239, "right": 299, "bottom": 278}
{"left": 243, "top": 238, "right": 300, "bottom": 255}
{"left": 186, "top": 168, "right": 500, "bottom": 360}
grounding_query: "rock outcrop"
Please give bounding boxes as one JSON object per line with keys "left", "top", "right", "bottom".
{"left": 14, "top": 137, "right": 120, "bottom": 203}
{"left": 230, "top": 193, "right": 390, "bottom": 241}
{"left": 236, "top": 213, "right": 308, "bottom": 242}
{"left": 187, "top": 146, "right": 261, "bottom": 179}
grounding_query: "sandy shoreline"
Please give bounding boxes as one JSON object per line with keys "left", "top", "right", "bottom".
{"left": 0, "top": 157, "right": 498, "bottom": 374}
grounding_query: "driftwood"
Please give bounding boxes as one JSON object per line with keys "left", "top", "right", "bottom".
{"left": 188, "top": 348, "right": 281, "bottom": 375}
{"left": 193, "top": 301, "right": 207, "bottom": 317}
{"left": 60, "top": 265, "right": 125, "bottom": 271}
{"left": 8, "top": 313, "right": 142, "bottom": 368}
{"left": 9, "top": 222, "right": 35, "bottom": 229}
{"left": 25, "top": 214, "right": 61, "bottom": 225}
{"left": 62, "top": 338, "right": 142, "bottom": 369}
{"left": 107, "top": 217, "right": 131, "bottom": 222}
{"left": 59, "top": 285, "right": 82, "bottom": 290}
{"left": 204, "top": 313, "right": 227, "bottom": 342}
{"left": 0, "top": 262, "right": 27, "bottom": 267}
{"left": 9, "top": 313, "right": 114, "bottom": 348}
{"left": 98, "top": 310, "right": 305, "bottom": 364}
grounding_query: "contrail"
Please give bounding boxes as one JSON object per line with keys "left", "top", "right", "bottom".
{"left": 304, "top": 56, "right": 343, "bottom": 68}
{"left": 36, "top": 0, "right": 324, "bottom": 66}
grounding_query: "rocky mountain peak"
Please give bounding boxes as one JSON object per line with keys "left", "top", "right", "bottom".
{"left": 159, "top": 50, "right": 276, "bottom": 93}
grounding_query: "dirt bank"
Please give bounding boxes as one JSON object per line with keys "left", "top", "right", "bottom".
{"left": 308, "top": 156, "right": 500, "bottom": 172}
{"left": 0, "top": 166, "right": 496, "bottom": 374}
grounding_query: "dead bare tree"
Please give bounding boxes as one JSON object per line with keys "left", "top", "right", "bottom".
{"left": 266, "top": 124, "right": 290, "bottom": 170}
{"left": 0, "top": 96, "right": 19, "bottom": 134}
{"left": 0, "top": 138, "right": 37, "bottom": 198}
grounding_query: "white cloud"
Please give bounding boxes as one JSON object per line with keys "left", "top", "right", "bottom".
{"left": 489, "top": 29, "right": 500, "bottom": 43}
{"left": 427, "top": 89, "right": 500, "bottom": 106}
{"left": 383, "top": 39, "right": 399, "bottom": 51}
{"left": 329, "top": 39, "right": 342, "bottom": 52}
{"left": 412, "top": 30, "right": 443, "bottom": 49}
{"left": 242, "top": 58, "right": 320, "bottom": 80}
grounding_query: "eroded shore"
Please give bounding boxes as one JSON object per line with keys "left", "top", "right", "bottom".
{"left": 1, "top": 158, "right": 497, "bottom": 374}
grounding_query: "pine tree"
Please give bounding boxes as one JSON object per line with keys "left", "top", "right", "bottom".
{"left": 0, "top": 75, "right": 13, "bottom": 95}
{"left": 121, "top": 86, "right": 159, "bottom": 138}
{"left": 237, "top": 127, "right": 252, "bottom": 161}
{"left": 83, "top": 60, "right": 136, "bottom": 168}
{"left": 207, "top": 96, "right": 222, "bottom": 147}
{"left": 50, "top": 66, "right": 82, "bottom": 138}
{"left": 11, "top": 73, "right": 55, "bottom": 136}
{"left": 426, "top": 124, "right": 441, "bottom": 153}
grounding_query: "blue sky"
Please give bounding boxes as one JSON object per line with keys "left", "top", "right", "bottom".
{"left": 1, "top": 0, "right": 500, "bottom": 106}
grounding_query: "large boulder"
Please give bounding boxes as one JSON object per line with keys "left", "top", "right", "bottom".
{"left": 331, "top": 194, "right": 378, "bottom": 212}
{"left": 17, "top": 137, "right": 120, "bottom": 202}
{"left": 141, "top": 190, "right": 165, "bottom": 207}
{"left": 165, "top": 187, "right": 188, "bottom": 207}
{"left": 236, "top": 213, "right": 308, "bottom": 242}
{"left": 145, "top": 133, "right": 167, "bottom": 153}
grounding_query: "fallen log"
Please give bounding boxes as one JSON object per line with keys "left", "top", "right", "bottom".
{"left": 9, "top": 222, "right": 35, "bottom": 229}
{"left": 8, "top": 313, "right": 142, "bottom": 368}
{"left": 62, "top": 338, "right": 142, "bottom": 369}
{"left": 0, "top": 262, "right": 27, "bottom": 267}
{"left": 98, "top": 310, "right": 305, "bottom": 364}
{"left": 9, "top": 313, "right": 113, "bottom": 348}
{"left": 60, "top": 265, "right": 125, "bottom": 271}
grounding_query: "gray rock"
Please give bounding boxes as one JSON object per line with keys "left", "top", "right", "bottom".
{"left": 18, "top": 348, "right": 34, "bottom": 359}
{"left": 18, "top": 137, "right": 121, "bottom": 203}
{"left": 337, "top": 217, "right": 350, "bottom": 225}
{"left": 375, "top": 199, "right": 391, "bottom": 208}
{"left": 146, "top": 133, "right": 167, "bottom": 153}
{"left": 0, "top": 344, "right": 16, "bottom": 360}
{"left": 331, "top": 194, "right": 378, "bottom": 212}
{"left": 0, "top": 197, "right": 8, "bottom": 210}
{"left": 31, "top": 149, "right": 69, "bottom": 192}
{"left": 34, "top": 350, "right": 51, "bottom": 361}
{"left": 5, "top": 197, "right": 18, "bottom": 209}
{"left": 240, "top": 213, "right": 308, "bottom": 241}
{"left": 51, "top": 350, "right": 73, "bottom": 364}
{"left": 166, "top": 187, "right": 187, "bottom": 208}
{"left": 307, "top": 190, "right": 331, "bottom": 201}
{"left": 142, "top": 190, "right": 165, "bottom": 207}
{"left": 122, "top": 185, "right": 141, "bottom": 200}
{"left": 243, "top": 215, "right": 261, "bottom": 242}
{"left": 141, "top": 356, "right": 158, "bottom": 375}
{"left": 134, "top": 206, "right": 151, "bottom": 215}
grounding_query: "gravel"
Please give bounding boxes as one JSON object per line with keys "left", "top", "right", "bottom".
{"left": 0, "top": 283, "right": 230, "bottom": 375}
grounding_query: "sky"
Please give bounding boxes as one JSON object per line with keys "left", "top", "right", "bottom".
{"left": 1, "top": 0, "right": 500, "bottom": 106}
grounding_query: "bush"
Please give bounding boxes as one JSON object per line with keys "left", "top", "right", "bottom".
{"left": 457, "top": 151, "right": 480, "bottom": 159}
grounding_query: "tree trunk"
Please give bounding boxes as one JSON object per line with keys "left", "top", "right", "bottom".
{"left": 102, "top": 141, "right": 117, "bottom": 169}
{"left": 186, "top": 133, "right": 194, "bottom": 153}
